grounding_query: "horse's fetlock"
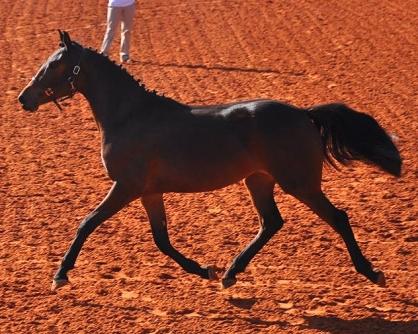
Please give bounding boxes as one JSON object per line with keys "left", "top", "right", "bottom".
{"left": 354, "top": 260, "right": 373, "bottom": 276}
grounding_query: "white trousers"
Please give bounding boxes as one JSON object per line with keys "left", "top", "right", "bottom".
{"left": 100, "top": 3, "right": 136, "bottom": 59}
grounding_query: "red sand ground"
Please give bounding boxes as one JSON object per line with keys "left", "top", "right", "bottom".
{"left": 1, "top": 0, "right": 417, "bottom": 333}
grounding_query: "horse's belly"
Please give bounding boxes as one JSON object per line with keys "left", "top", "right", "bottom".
{"left": 146, "top": 147, "right": 256, "bottom": 193}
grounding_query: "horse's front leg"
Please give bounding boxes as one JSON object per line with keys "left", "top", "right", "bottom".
{"left": 141, "top": 194, "right": 218, "bottom": 280}
{"left": 52, "top": 181, "right": 140, "bottom": 290}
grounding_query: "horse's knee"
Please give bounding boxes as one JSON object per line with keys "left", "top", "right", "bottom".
{"left": 152, "top": 234, "right": 173, "bottom": 256}
{"left": 329, "top": 209, "right": 350, "bottom": 232}
{"left": 157, "top": 245, "right": 172, "bottom": 256}
{"left": 153, "top": 240, "right": 169, "bottom": 255}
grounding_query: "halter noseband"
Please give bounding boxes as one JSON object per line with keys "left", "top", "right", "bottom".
{"left": 43, "top": 47, "right": 84, "bottom": 111}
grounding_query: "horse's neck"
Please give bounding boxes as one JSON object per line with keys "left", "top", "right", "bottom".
{"left": 78, "top": 53, "right": 150, "bottom": 132}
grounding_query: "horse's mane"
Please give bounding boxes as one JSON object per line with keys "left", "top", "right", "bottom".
{"left": 77, "top": 42, "right": 183, "bottom": 109}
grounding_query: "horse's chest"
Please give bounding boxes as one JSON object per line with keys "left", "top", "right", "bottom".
{"left": 100, "top": 142, "right": 145, "bottom": 181}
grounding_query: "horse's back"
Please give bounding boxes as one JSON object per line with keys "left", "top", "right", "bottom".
{"left": 189, "top": 99, "right": 322, "bottom": 165}
{"left": 191, "top": 99, "right": 291, "bottom": 119}
{"left": 191, "top": 99, "right": 311, "bottom": 130}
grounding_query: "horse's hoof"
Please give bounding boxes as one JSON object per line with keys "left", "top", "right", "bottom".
{"left": 376, "top": 271, "right": 386, "bottom": 287}
{"left": 204, "top": 265, "right": 222, "bottom": 280}
{"left": 221, "top": 277, "right": 237, "bottom": 289}
{"left": 51, "top": 278, "right": 69, "bottom": 291}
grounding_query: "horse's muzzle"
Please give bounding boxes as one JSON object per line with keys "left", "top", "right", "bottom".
{"left": 18, "top": 91, "right": 39, "bottom": 112}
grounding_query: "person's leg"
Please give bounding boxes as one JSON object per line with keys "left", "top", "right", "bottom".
{"left": 100, "top": 6, "right": 122, "bottom": 56}
{"left": 120, "top": 3, "right": 136, "bottom": 62}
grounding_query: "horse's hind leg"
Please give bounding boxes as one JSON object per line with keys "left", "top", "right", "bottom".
{"left": 291, "top": 190, "right": 385, "bottom": 287}
{"left": 221, "top": 173, "right": 284, "bottom": 288}
{"left": 141, "top": 194, "right": 217, "bottom": 280}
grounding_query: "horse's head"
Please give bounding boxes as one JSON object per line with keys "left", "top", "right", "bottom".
{"left": 18, "top": 30, "right": 84, "bottom": 112}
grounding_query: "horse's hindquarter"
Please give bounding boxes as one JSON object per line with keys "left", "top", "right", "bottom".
{"left": 251, "top": 102, "right": 324, "bottom": 191}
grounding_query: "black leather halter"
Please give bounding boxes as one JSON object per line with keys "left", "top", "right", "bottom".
{"left": 44, "top": 47, "right": 85, "bottom": 111}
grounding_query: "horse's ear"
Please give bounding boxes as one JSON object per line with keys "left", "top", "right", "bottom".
{"left": 58, "top": 30, "right": 72, "bottom": 49}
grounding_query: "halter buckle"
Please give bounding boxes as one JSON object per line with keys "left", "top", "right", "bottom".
{"left": 73, "top": 65, "right": 80, "bottom": 75}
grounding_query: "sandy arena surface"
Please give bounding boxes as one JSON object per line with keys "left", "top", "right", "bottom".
{"left": 1, "top": 0, "right": 417, "bottom": 333}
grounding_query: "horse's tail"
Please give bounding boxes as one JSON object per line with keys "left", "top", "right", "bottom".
{"left": 306, "top": 103, "right": 402, "bottom": 176}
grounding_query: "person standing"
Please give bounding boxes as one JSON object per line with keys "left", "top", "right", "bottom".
{"left": 100, "top": 0, "right": 136, "bottom": 63}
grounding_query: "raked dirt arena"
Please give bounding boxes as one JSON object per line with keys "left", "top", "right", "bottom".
{"left": 1, "top": 0, "right": 417, "bottom": 333}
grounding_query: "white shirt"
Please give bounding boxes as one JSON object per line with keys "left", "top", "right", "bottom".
{"left": 108, "top": 0, "right": 135, "bottom": 7}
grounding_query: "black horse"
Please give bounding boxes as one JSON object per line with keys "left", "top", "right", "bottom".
{"left": 18, "top": 31, "right": 401, "bottom": 291}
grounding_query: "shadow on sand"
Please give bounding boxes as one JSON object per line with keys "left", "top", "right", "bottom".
{"left": 304, "top": 315, "right": 418, "bottom": 334}
{"left": 227, "top": 297, "right": 258, "bottom": 310}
